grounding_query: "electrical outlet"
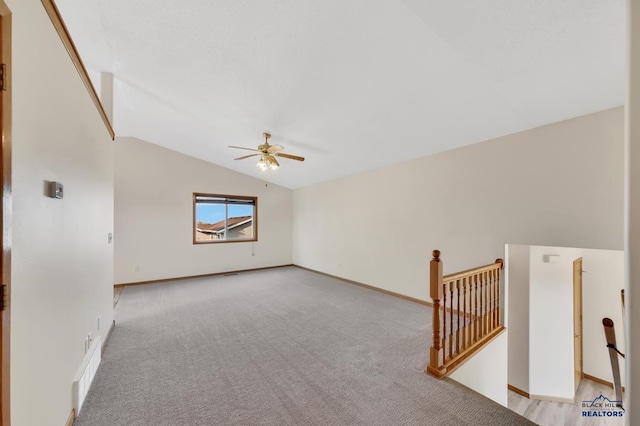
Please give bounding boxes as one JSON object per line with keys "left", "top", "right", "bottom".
{"left": 134, "top": 265, "right": 139, "bottom": 272}
{"left": 98, "top": 316, "right": 101, "bottom": 330}
{"left": 88, "top": 332, "right": 92, "bottom": 347}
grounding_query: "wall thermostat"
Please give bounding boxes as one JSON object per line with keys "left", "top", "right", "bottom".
{"left": 50, "top": 181, "right": 63, "bottom": 199}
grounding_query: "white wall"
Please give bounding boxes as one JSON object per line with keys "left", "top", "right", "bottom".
{"left": 451, "top": 244, "right": 510, "bottom": 406}
{"left": 528, "top": 245, "right": 582, "bottom": 400}
{"left": 9, "top": 0, "right": 115, "bottom": 424}
{"left": 450, "top": 333, "right": 508, "bottom": 405}
{"left": 507, "top": 244, "right": 529, "bottom": 392}
{"left": 507, "top": 245, "right": 625, "bottom": 400}
{"left": 114, "top": 137, "right": 293, "bottom": 284}
{"left": 293, "top": 108, "right": 623, "bottom": 403}
{"left": 581, "top": 249, "right": 625, "bottom": 386}
{"left": 293, "top": 107, "right": 624, "bottom": 302}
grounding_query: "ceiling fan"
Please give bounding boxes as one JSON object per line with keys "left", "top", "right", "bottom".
{"left": 229, "top": 133, "right": 305, "bottom": 171}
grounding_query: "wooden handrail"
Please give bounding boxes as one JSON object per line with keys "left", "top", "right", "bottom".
{"left": 41, "top": 0, "right": 115, "bottom": 140}
{"left": 443, "top": 260, "right": 504, "bottom": 282}
{"left": 426, "top": 250, "right": 505, "bottom": 379}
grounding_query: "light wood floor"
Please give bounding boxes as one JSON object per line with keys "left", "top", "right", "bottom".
{"left": 508, "top": 378, "right": 625, "bottom": 425}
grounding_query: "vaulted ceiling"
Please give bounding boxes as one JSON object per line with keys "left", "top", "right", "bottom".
{"left": 55, "top": 0, "right": 625, "bottom": 189}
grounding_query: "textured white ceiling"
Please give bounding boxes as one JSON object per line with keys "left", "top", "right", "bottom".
{"left": 56, "top": 0, "right": 625, "bottom": 189}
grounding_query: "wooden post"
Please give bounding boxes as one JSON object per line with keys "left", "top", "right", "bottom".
{"left": 495, "top": 258, "right": 503, "bottom": 326}
{"left": 427, "top": 250, "right": 444, "bottom": 377}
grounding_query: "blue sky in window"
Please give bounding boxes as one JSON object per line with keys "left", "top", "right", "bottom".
{"left": 196, "top": 204, "right": 253, "bottom": 224}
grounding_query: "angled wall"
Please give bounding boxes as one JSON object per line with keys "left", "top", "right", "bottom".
{"left": 293, "top": 107, "right": 624, "bottom": 302}
{"left": 114, "top": 137, "right": 293, "bottom": 284}
{"left": 8, "top": 0, "right": 114, "bottom": 424}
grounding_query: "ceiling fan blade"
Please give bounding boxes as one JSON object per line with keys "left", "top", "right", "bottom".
{"left": 275, "top": 152, "right": 305, "bottom": 162}
{"left": 234, "top": 154, "right": 259, "bottom": 160}
{"left": 229, "top": 145, "right": 260, "bottom": 152}
{"left": 271, "top": 156, "right": 280, "bottom": 167}
{"left": 267, "top": 144, "right": 284, "bottom": 153}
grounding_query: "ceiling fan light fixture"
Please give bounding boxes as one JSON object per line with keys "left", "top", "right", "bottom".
{"left": 257, "top": 157, "right": 268, "bottom": 171}
{"left": 230, "top": 131, "right": 304, "bottom": 172}
{"left": 256, "top": 153, "right": 279, "bottom": 171}
{"left": 267, "top": 155, "right": 279, "bottom": 170}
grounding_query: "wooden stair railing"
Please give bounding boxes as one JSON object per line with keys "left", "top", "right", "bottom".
{"left": 426, "top": 250, "right": 505, "bottom": 379}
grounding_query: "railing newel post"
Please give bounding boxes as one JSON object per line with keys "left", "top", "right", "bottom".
{"left": 496, "top": 258, "right": 503, "bottom": 327}
{"left": 427, "top": 250, "right": 445, "bottom": 377}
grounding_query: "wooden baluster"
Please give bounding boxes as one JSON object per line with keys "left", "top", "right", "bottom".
{"left": 485, "top": 270, "right": 491, "bottom": 333}
{"left": 462, "top": 276, "right": 467, "bottom": 350}
{"left": 443, "top": 281, "right": 448, "bottom": 361}
{"left": 474, "top": 273, "right": 479, "bottom": 343}
{"left": 479, "top": 271, "right": 484, "bottom": 336}
{"left": 485, "top": 271, "right": 490, "bottom": 334}
{"left": 485, "top": 270, "right": 490, "bottom": 333}
{"left": 493, "top": 268, "right": 498, "bottom": 329}
{"left": 467, "top": 276, "right": 472, "bottom": 346}
{"left": 482, "top": 271, "right": 491, "bottom": 335}
{"left": 490, "top": 269, "right": 496, "bottom": 331}
{"left": 468, "top": 275, "right": 473, "bottom": 345}
{"left": 483, "top": 271, "right": 488, "bottom": 336}
{"left": 498, "top": 266, "right": 502, "bottom": 325}
{"left": 477, "top": 272, "right": 482, "bottom": 337}
{"left": 456, "top": 279, "right": 462, "bottom": 354}
{"left": 428, "top": 250, "right": 444, "bottom": 377}
{"left": 492, "top": 270, "right": 496, "bottom": 328}
{"left": 449, "top": 282, "right": 454, "bottom": 357}
{"left": 468, "top": 276, "right": 472, "bottom": 346}
{"left": 478, "top": 273, "right": 482, "bottom": 337}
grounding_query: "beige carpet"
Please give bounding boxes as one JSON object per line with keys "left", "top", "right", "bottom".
{"left": 76, "top": 267, "right": 534, "bottom": 425}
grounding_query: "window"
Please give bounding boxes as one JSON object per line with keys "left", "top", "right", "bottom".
{"left": 193, "top": 193, "right": 257, "bottom": 244}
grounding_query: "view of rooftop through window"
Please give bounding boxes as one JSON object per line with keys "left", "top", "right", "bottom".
{"left": 193, "top": 194, "right": 257, "bottom": 243}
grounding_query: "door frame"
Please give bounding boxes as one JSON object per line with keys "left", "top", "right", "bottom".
{"left": 573, "top": 257, "right": 583, "bottom": 394}
{"left": 0, "top": 1, "right": 11, "bottom": 424}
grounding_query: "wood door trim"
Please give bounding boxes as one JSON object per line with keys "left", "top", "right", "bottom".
{"left": 294, "top": 265, "right": 433, "bottom": 307}
{"left": 0, "top": 2, "right": 10, "bottom": 424}
{"left": 40, "top": 0, "right": 115, "bottom": 140}
{"left": 114, "top": 264, "right": 293, "bottom": 287}
{"left": 583, "top": 373, "right": 626, "bottom": 393}
{"left": 508, "top": 384, "right": 530, "bottom": 399}
{"left": 64, "top": 409, "right": 75, "bottom": 426}
{"left": 573, "top": 258, "right": 583, "bottom": 394}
